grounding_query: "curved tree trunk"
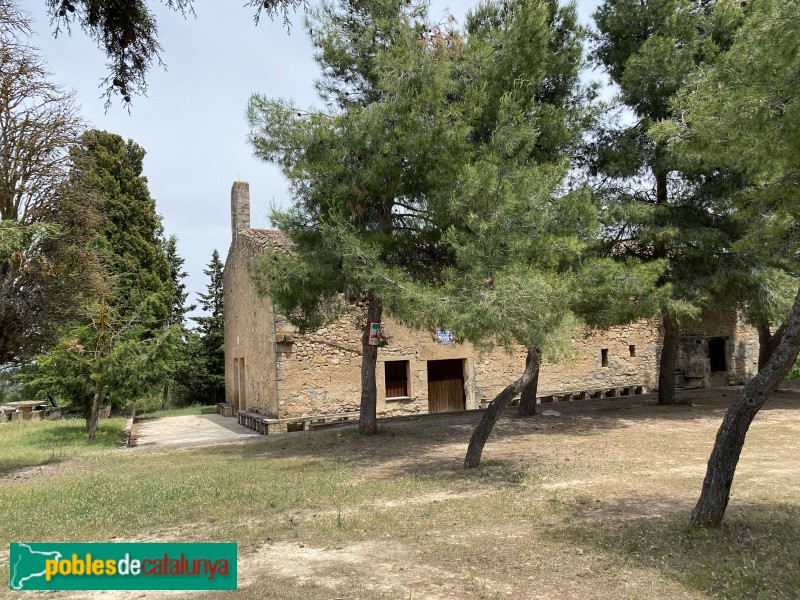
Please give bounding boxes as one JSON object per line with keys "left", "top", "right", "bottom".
{"left": 658, "top": 313, "right": 679, "bottom": 405}
{"left": 757, "top": 322, "right": 786, "bottom": 370}
{"left": 359, "top": 294, "right": 382, "bottom": 435}
{"left": 465, "top": 347, "right": 540, "bottom": 468}
{"left": 517, "top": 348, "right": 541, "bottom": 416}
{"left": 691, "top": 291, "right": 800, "bottom": 528}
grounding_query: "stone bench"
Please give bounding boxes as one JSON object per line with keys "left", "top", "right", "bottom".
{"left": 216, "top": 403, "right": 234, "bottom": 417}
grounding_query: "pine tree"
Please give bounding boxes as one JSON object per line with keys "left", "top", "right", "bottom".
{"left": 591, "top": 0, "right": 750, "bottom": 405}
{"left": 664, "top": 0, "right": 800, "bottom": 526}
{"left": 284, "top": 0, "right": 665, "bottom": 465}
{"left": 249, "top": 0, "right": 474, "bottom": 433}
{"left": 185, "top": 249, "right": 225, "bottom": 404}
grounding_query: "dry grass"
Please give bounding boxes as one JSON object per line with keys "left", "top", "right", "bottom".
{"left": 1, "top": 384, "right": 799, "bottom": 599}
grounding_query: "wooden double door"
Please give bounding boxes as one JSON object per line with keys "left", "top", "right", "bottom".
{"left": 427, "top": 359, "right": 466, "bottom": 413}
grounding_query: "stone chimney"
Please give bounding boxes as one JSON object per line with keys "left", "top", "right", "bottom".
{"left": 231, "top": 181, "right": 250, "bottom": 237}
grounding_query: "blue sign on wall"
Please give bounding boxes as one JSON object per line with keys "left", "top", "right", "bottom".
{"left": 435, "top": 330, "right": 454, "bottom": 344}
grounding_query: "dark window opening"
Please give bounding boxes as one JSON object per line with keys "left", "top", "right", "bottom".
{"left": 385, "top": 360, "right": 409, "bottom": 398}
{"left": 629, "top": 344, "right": 636, "bottom": 357}
{"left": 709, "top": 338, "right": 727, "bottom": 373}
{"left": 601, "top": 349, "right": 609, "bottom": 368}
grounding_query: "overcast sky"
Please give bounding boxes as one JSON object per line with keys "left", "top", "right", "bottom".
{"left": 21, "top": 0, "right": 601, "bottom": 315}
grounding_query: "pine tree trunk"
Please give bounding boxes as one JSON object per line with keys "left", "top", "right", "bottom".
{"left": 517, "top": 348, "right": 541, "bottom": 416}
{"left": 691, "top": 291, "right": 800, "bottom": 528}
{"left": 465, "top": 347, "right": 540, "bottom": 468}
{"left": 655, "top": 169, "right": 668, "bottom": 205}
{"left": 658, "top": 313, "right": 679, "bottom": 405}
{"left": 161, "top": 381, "right": 169, "bottom": 409}
{"left": 757, "top": 322, "right": 786, "bottom": 370}
{"left": 359, "top": 294, "right": 382, "bottom": 435}
{"left": 87, "top": 378, "right": 103, "bottom": 441}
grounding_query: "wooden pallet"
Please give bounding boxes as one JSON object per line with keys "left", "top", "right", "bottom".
{"left": 536, "top": 383, "right": 645, "bottom": 403}
{"left": 483, "top": 383, "right": 646, "bottom": 408}
{"left": 237, "top": 410, "right": 360, "bottom": 435}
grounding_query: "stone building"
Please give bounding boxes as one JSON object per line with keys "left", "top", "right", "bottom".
{"left": 223, "top": 182, "right": 759, "bottom": 421}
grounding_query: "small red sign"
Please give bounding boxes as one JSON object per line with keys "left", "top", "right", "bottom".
{"left": 367, "top": 322, "right": 381, "bottom": 346}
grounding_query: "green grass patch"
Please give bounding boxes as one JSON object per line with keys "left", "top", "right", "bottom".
{"left": 0, "top": 417, "right": 126, "bottom": 476}
{"left": 0, "top": 439, "right": 458, "bottom": 546}
{"left": 560, "top": 505, "right": 800, "bottom": 599}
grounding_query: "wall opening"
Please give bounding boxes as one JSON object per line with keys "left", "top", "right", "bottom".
{"left": 233, "top": 359, "right": 240, "bottom": 411}
{"left": 385, "top": 360, "right": 410, "bottom": 398}
{"left": 708, "top": 338, "right": 727, "bottom": 373}
{"left": 601, "top": 349, "right": 609, "bottom": 368}
{"left": 427, "top": 359, "right": 466, "bottom": 413}
{"left": 238, "top": 357, "right": 247, "bottom": 410}
{"left": 629, "top": 344, "right": 636, "bottom": 357}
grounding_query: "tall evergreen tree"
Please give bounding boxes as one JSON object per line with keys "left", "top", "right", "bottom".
{"left": 665, "top": 0, "right": 800, "bottom": 526}
{"left": 591, "top": 0, "right": 749, "bottom": 405}
{"left": 23, "top": 130, "right": 177, "bottom": 438}
{"left": 249, "top": 0, "right": 474, "bottom": 433}
{"left": 164, "top": 235, "right": 194, "bottom": 327}
{"left": 73, "top": 130, "right": 172, "bottom": 320}
{"left": 160, "top": 235, "right": 194, "bottom": 407}
{"left": 186, "top": 249, "right": 225, "bottom": 404}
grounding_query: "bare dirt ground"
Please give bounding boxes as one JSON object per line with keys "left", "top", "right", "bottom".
{"left": 21, "top": 383, "right": 800, "bottom": 600}
{"left": 225, "top": 384, "right": 800, "bottom": 600}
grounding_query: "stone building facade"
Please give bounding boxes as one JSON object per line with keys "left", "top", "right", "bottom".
{"left": 224, "top": 182, "right": 759, "bottom": 419}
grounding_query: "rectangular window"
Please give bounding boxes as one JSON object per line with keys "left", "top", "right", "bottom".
{"left": 601, "top": 349, "right": 609, "bottom": 368}
{"left": 629, "top": 344, "right": 636, "bottom": 357}
{"left": 385, "top": 360, "right": 409, "bottom": 398}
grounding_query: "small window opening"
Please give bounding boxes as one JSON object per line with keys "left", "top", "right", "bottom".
{"left": 601, "top": 349, "right": 609, "bottom": 368}
{"left": 385, "top": 360, "right": 409, "bottom": 398}
{"left": 629, "top": 344, "right": 636, "bottom": 357}
{"left": 708, "top": 338, "right": 727, "bottom": 373}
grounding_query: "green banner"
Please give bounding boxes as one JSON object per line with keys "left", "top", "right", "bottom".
{"left": 9, "top": 543, "right": 237, "bottom": 590}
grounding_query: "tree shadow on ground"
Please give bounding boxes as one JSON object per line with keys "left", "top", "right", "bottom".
{"left": 202, "top": 384, "right": 800, "bottom": 480}
{"left": 552, "top": 498, "right": 800, "bottom": 600}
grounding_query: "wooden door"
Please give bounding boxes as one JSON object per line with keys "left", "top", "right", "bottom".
{"left": 427, "top": 359, "right": 466, "bottom": 413}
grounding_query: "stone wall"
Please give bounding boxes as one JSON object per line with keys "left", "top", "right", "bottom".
{"left": 274, "top": 311, "right": 481, "bottom": 418}
{"left": 223, "top": 234, "right": 280, "bottom": 415}
{"left": 273, "top": 310, "right": 664, "bottom": 419}
{"left": 223, "top": 182, "right": 280, "bottom": 416}
{"left": 676, "top": 308, "right": 759, "bottom": 387}
{"left": 222, "top": 182, "right": 759, "bottom": 419}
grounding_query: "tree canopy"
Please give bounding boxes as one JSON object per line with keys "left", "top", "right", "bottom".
{"left": 0, "top": 2, "right": 87, "bottom": 362}
{"left": 663, "top": 0, "right": 800, "bottom": 528}
{"left": 590, "top": 0, "right": 752, "bottom": 405}
{"left": 42, "top": 0, "right": 304, "bottom": 106}
{"left": 22, "top": 130, "right": 179, "bottom": 438}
